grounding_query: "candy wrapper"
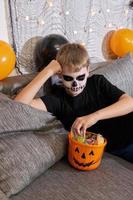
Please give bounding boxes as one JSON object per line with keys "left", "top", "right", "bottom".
{"left": 73, "top": 132, "right": 104, "bottom": 145}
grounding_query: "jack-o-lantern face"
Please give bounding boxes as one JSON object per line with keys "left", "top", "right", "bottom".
{"left": 73, "top": 147, "right": 96, "bottom": 167}
{"left": 68, "top": 132, "right": 107, "bottom": 171}
{"left": 73, "top": 146, "right": 101, "bottom": 168}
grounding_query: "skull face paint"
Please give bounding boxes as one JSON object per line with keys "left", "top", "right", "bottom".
{"left": 62, "top": 67, "right": 89, "bottom": 96}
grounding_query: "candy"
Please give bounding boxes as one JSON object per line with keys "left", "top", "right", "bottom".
{"left": 97, "top": 134, "right": 104, "bottom": 145}
{"left": 76, "top": 135, "right": 85, "bottom": 143}
{"left": 73, "top": 132, "right": 104, "bottom": 145}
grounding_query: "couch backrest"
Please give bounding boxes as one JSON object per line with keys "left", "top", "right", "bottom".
{"left": 0, "top": 53, "right": 133, "bottom": 97}
{"left": 90, "top": 53, "right": 133, "bottom": 96}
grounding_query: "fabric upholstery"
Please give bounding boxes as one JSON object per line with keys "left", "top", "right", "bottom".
{"left": 0, "top": 93, "right": 67, "bottom": 199}
{"left": 10, "top": 154, "right": 133, "bottom": 200}
{"left": 90, "top": 53, "right": 133, "bottom": 96}
{"left": 0, "top": 73, "right": 52, "bottom": 97}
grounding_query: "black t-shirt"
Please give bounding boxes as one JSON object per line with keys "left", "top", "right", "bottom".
{"left": 41, "top": 75, "right": 131, "bottom": 150}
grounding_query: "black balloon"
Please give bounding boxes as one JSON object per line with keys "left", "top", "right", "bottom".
{"left": 129, "top": 0, "right": 133, "bottom": 9}
{"left": 34, "top": 34, "right": 69, "bottom": 71}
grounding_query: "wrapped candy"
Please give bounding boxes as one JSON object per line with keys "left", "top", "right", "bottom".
{"left": 73, "top": 132, "right": 104, "bottom": 145}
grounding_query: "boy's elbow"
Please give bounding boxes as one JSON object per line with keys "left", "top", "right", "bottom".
{"left": 30, "top": 99, "right": 47, "bottom": 112}
{"left": 14, "top": 96, "right": 22, "bottom": 102}
{"left": 119, "top": 93, "right": 133, "bottom": 106}
{"left": 119, "top": 93, "right": 131, "bottom": 100}
{"left": 14, "top": 96, "right": 29, "bottom": 105}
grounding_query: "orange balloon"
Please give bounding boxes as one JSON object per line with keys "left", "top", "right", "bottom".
{"left": 0, "top": 40, "right": 16, "bottom": 80}
{"left": 110, "top": 28, "right": 133, "bottom": 57}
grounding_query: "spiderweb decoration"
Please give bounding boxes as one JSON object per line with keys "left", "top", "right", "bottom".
{"left": 8, "top": 0, "right": 133, "bottom": 74}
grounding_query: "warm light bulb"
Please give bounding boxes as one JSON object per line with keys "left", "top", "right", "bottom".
{"left": 40, "top": 20, "right": 45, "bottom": 25}
{"left": 65, "top": 11, "right": 70, "bottom": 15}
{"left": 124, "top": 9, "right": 129, "bottom": 15}
{"left": 91, "top": 9, "right": 96, "bottom": 16}
{"left": 106, "top": 9, "right": 110, "bottom": 13}
{"left": 47, "top": 0, "right": 53, "bottom": 7}
{"left": 25, "top": 16, "right": 29, "bottom": 20}
{"left": 73, "top": 30, "right": 78, "bottom": 34}
{"left": 49, "top": 2, "right": 53, "bottom": 7}
{"left": 37, "top": 19, "right": 45, "bottom": 26}
{"left": 89, "top": 28, "right": 93, "bottom": 32}
{"left": 108, "top": 23, "right": 113, "bottom": 28}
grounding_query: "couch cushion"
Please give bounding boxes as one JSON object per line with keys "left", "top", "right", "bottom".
{"left": 0, "top": 93, "right": 67, "bottom": 199}
{"left": 89, "top": 61, "right": 110, "bottom": 72}
{"left": 90, "top": 53, "right": 133, "bottom": 96}
{"left": 10, "top": 154, "right": 133, "bottom": 200}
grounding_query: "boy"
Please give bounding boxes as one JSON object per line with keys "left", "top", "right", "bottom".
{"left": 15, "top": 43, "right": 133, "bottom": 162}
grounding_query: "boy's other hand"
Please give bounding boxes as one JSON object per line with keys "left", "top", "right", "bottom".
{"left": 46, "top": 60, "right": 62, "bottom": 76}
{"left": 71, "top": 113, "right": 98, "bottom": 137}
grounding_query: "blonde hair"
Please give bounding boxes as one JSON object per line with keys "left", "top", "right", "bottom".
{"left": 56, "top": 43, "right": 89, "bottom": 72}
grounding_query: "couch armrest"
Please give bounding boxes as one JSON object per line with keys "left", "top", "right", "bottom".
{"left": 0, "top": 73, "right": 52, "bottom": 97}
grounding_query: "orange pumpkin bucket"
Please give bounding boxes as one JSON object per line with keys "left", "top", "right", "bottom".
{"left": 68, "top": 132, "right": 107, "bottom": 171}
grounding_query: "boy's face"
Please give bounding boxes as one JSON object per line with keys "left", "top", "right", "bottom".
{"left": 61, "top": 67, "right": 89, "bottom": 96}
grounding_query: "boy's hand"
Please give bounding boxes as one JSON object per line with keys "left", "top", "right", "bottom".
{"left": 46, "top": 60, "right": 62, "bottom": 76}
{"left": 71, "top": 113, "right": 99, "bottom": 137}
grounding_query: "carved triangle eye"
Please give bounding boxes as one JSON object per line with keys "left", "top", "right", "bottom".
{"left": 89, "top": 150, "right": 94, "bottom": 155}
{"left": 75, "top": 147, "right": 79, "bottom": 153}
{"left": 81, "top": 153, "right": 86, "bottom": 159}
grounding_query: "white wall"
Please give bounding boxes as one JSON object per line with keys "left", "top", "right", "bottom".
{"left": 0, "top": 0, "right": 9, "bottom": 42}
{"left": 0, "top": 0, "right": 17, "bottom": 76}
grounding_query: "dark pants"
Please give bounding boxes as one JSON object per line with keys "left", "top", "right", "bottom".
{"left": 89, "top": 112, "right": 133, "bottom": 163}
{"left": 110, "top": 142, "right": 133, "bottom": 163}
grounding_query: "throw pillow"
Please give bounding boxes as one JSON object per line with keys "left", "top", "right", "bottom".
{"left": 90, "top": 53, "right": 133, "bottom": 96}
{"left": 0, "top": 93, "right": 67, "bottom": 199}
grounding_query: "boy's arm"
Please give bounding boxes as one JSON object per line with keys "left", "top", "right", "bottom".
{"left": 72, "top": 93, "right": 133, "bottom": 135}
{"left": 94, "top": 93, "right": 133, "bottom": 120}
{"left": 14, "top": 60, "right": 61, "bottom": 111}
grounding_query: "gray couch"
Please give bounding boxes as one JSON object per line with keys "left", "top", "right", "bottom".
{"left": 0, "top": 54, "right": 133, "bottom": 200}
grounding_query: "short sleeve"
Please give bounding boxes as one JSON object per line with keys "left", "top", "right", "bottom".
{"left": 97, "top": 75, "right": 125, "bottom": 103}
{"left": 40, "top": 95, "right": 61, "bottom": 116}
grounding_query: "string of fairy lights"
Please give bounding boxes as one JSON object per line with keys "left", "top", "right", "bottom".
{"left": 17, "top": 0, "right": 132, "bottom": 34}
